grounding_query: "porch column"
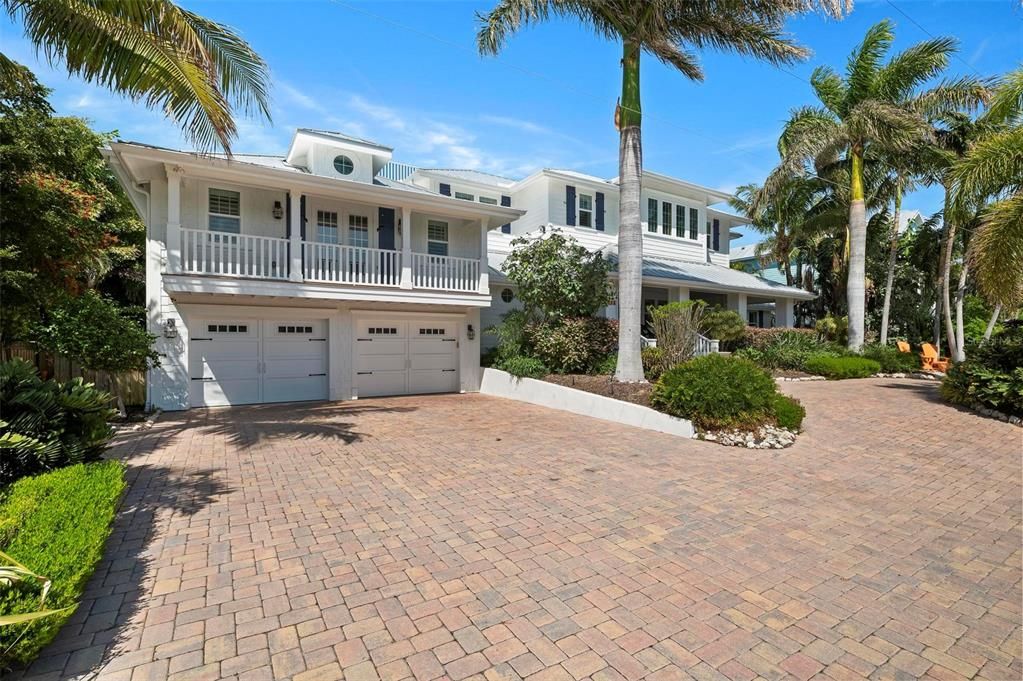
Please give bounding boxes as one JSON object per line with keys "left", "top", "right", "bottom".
{"left": 776, "top": 297, "right": 795, "bottom": 328}
{"left": 289, "top": 189, "right": 303, "bottom": 282}
{"left": 670, "top": 287, "right": 689, "bottom": 303}
{"left": 165, "top": 164, "right": 183, "bottom": 273}
{"left": 478, "top": 217, "right": 490, "bottom": 294}
{"left": 400, "top": 206, "right": 413, "bottom": 289}
{"left": 736, "top": 293, "right": 748, "bottom": 321}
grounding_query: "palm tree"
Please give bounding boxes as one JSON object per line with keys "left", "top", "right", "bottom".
{"left": 951, "top": 69, "right": 1023, "bottom": 316}
{"left": 768, "top": 19, "right": 986, "bottom": 351}
{"left": 476, "top": 0, "right": 848, "bottom": 381}
{"left": 2, "top": 0, "right": 271, "bottom": 154}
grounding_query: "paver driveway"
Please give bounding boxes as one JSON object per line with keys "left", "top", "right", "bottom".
{"left": 15, "top": 379, "right": 1021, "bottom": 681}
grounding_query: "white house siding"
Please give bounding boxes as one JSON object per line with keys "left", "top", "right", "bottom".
{"left": 709, "top": 252, "right": 730, "bottom": 268}
{"left": 409, "top": 213, "right": 479, "bottom": 259}
{"left": 180, "top": 177, "right": 286, "bottom": 238}
{"left": 309, "top": 144, "right": 376, "bottom": 184}
{"left": 481, "top": 284, "right": 521, "bottom": 350}
{"left": 507, "top": 177, "right": 550, "bottom": 234}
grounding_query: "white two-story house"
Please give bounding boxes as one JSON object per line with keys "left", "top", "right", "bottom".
{"left": 402, "top": 166, "right": 815, "bottom": 344}
{"left": 105, "top": 129, "right": 522, "bottom": 410}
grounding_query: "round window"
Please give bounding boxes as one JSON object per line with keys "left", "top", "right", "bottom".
{"left": 501, "top": 288, "right": 514, "bottom": 303}
{"left": 333, "top": 155, "right": 354, "bottom": 175}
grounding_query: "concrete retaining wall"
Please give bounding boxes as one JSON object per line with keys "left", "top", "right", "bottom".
{"left": 480, "top": 368, "right": 695, "bottom": 438}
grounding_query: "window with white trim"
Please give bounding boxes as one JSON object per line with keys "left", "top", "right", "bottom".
{"left": 578, "top": 193, "right": 593, "bottom": 228}
{"left": 647, "top": 198, "right": 658, "bottom": 232}
{"left": 348, "top": 214, "right": 369, "bottom": 248}
{"left": 675, "top": 204, "right": 685, "bottom": 238}
{"left": 689, "top": 208, "right": 699, "bottom": 240}
{"left": 207, "top": 323, "right": 248, "bottom": 333}
{"left": 661, "top": 201, "right": 672, "bottom": 236}
{"left": 427, "top": 220, "right": 449, "bottom": 256}
{"left": 454, "top": 191, "right": 474, "bottom": 201}
{"left": 478, "top": 196, "right": 498, "bottom": 205}
{"left": 208, "top": 188, "right": 240, "bottom": 233}
{"left": 317, "top": 210, "right": 339, "bottom": 244}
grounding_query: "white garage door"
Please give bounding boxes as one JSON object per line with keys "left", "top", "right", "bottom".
{"left": 355, "top": 319, "right": 459, "bottom": 398}
{"left": 190, "top": 320, "right": 327, "bottom": 407}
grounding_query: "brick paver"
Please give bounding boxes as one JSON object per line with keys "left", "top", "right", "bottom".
{"left": 12, "top": 378, "right": 1021, "bottom": 680}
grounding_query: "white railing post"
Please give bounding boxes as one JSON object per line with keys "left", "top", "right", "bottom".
{"left": 289, "top": 190, "right": 303, "bottom": 282}
{"left": 400, "top": 207, "right": 413, "bottom": 289}
{"left": 478, "top": 216, "right": 489, "bottom": 294}
{"left": 165, "top": 164, "right": 184, "bottom": 273}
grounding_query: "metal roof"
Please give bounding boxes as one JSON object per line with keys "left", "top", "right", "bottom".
{"left": 418, "top": 168, "right": 518, "bottom": 189}
{"left": 296, "top": 128, "right": 393, "bottom": 152}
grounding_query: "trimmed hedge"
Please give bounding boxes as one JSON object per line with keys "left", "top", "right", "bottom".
{"left": 498, "top": 355, "right": 548, "bottom": 379}
{"left": 771, "top": 394, "right": 806, "bottom": 431}
{"left": 652, "top": 355, "right": 777, "bottom": 430}
{"left": 804, "top": 355, "right": 880, "bottom": 379}
{"left": 527, "top": 317, "right": 618, "bottom": 374}
{"left": 0, "top": 461, "right": 125, "bottom": 666}
{"left": 861, "top": 344, "right": 920, "bottom": 373}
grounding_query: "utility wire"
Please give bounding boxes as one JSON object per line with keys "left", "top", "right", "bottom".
{"left": 883, "top": 0, "right": 987, "bottom": 79}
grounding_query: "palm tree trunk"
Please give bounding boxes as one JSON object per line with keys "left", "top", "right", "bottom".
{"left": 940, "top": 192, "right": 960, "bottom": 362}
{"left": 846, "top": 146, "right": 868, "bottom": 351}
{"left": 614, "top": 38, "right": 644, "bottom": 382}
{"left": 983, "top": 303, "right": 1002, "bottom": 340}
{"left": 879, "top": 183, "right": 902, "bottom": 346}
{"left": 932, "top": 288, "right": 943, "bottom": 353}
{"left": 953, "top": 261, "right": 968, "bottom": 361}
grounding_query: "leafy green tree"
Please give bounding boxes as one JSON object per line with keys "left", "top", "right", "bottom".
{"left": 501, "top": 230, "right": 614, "bottom": 321}
{"left": 1, "top": 63, "right": 144, "bottom": 343}
{"left": 2, "top": 0, "right": 271, "bottom": 153}
{"left": 769, "top": 19, "right": 987, "bottom": 350}
{"left": 477, "top": 0, "right": 848, "bottom": 382}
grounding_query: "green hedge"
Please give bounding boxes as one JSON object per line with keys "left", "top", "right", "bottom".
{"left": 771, "top": 393, "right": 806, "bottom": 431}
{"left": 652, "top": 354, "right": 778, "bottom": 430}
{"left": 498, "top": 355, "right": 548, "bottom": 378}
{"left": 804, "top": 355, "right": 881, "bottom": 379}
{"left": 0, "top": 461, "right": 125, "bottom": 666}
{"left": 861, "top": 344, "right": 920, "bottom": 373}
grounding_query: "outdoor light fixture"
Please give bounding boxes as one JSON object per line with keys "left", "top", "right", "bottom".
{"left": 272, "top": 200, "right": 284, "bottom": 219}
{"left": 467, "top": 324, "right": 475, "bottom": 340}
{"left": 163, "top": 318, "right": 178, "bottom": 338}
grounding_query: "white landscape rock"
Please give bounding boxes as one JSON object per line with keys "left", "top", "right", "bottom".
{"left": 701, "top": 424, "right": 798, "bottom": 449}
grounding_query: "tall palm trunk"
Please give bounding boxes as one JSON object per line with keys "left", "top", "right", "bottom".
{"left": 879, "top": 182, "right": 902, "bottom": 345}
{"left": 954, "top": 261, "right": 968, "bottom": 361}
{"left": 614, "top": 38, "right": 645, "bottom": 382}
{"left": 846, "top": 146, "right": 868, "bottom": 351}
{"left": 983, "top": 303, "right": 1002, "bottom": 340}
{"left": 940, "top": 190, "right": 961, "bottom": 362}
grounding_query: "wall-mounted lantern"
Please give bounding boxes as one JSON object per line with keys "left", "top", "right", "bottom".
{"left": 466, "top": 324, "right": 475, "bottom": 341}
{"left": 163, "top": 318, "right": 178, "bottom": 338}
{"left": 272, "top": 200, "right": 284, "bottom": 220}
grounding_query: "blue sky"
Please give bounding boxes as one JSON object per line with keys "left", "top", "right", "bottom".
{"left": 2, "top": 0, "right": 1019, "bottom": 245}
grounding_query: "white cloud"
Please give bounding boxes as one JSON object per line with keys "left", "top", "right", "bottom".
{"left": 478, "top": 114, "right": 552, "bottom": 136}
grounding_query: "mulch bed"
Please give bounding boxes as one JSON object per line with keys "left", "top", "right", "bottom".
{"left": 542, "top": 374, "right": 653, "bottom": 408}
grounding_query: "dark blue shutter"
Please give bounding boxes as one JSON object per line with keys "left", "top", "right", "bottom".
{"left": 439, "top": 183, "right": 451, "bottom": 196}
{"left": 565, "top": 185, "right": 576, "bottom": 226}
{"left": 595, "top": 192, "right": 605, "bottom": 231}
{"left": 712, "top": 219, "right": 720, "bottom": 251}
{"left": 300, "top": 195, "right": 306, "bottom": 240}
{"left": 500, "top": 195, "right": 511, "bottom": 234}
{"left": 285, "top": 194, "right": 292, "bottom": 238}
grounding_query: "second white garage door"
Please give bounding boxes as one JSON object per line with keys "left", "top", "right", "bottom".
{"left": 354, "top": 319, "right": 459, "bottom": 397}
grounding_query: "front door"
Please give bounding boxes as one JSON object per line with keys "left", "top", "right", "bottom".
{"left": 378, "top": 207, "right": 395, "bottom": 250}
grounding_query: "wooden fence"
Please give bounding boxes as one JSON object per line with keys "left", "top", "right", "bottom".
{"left": 2, "top": 343, "right": 147, "bottom": 407}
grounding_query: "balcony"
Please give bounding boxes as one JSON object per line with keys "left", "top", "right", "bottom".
{"left": 177, "top": 228, "right": 483, "bottom": 294}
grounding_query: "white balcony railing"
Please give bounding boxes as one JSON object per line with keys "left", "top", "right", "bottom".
{"left": 411, "top": 252, "right": 480, "bottom": 293}
{"left": 303, "top": 242, "right": 401, "bottom": 287}
{"left": 180, "top": 228, "right": 289, "bottom": 279}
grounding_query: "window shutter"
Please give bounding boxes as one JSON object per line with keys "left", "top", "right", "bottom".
{"left": 712, "top": 219, "right": 720, "bottom": 251}
{"left": 439, "top": 183, "right": 451, "bottom": 196}
{"left": 500, "top": 195, "right": 511, "bottom": 234}
{"left": 595, "top": 192, "right": 605, "bottom": 231}
{"left": 565, "top": 185, "right": 576, "bottom": 226}
{"left": 648, "top": 198, "right": 658, "bottom": 232}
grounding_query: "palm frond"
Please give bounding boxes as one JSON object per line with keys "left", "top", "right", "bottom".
{"left": 980, "top": 68, "right": 1023, "bottom": 126}
{"left": 848, "top": 99, "right": 930, "bottom": 153}
{"left": 810, "top": 65, "right": 848, "bottom": 117}
{"left": 913, "top": 76, "right": 991, "bottom": 118}
{"left": 968, "top": 192, "right": 1023, "bottom": 308}
{"left": 874, "top": 36, "right": 955, "bottom": 102}
{"left": 845, "top": 19, "right": 894, "bottom": 103}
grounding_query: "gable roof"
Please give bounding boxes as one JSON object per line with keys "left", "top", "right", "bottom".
{"left": 295, "top": 128, "right": 393, "bottom": 152}
{"left": 417, "top": 168, "right": 517, "bottom": 189}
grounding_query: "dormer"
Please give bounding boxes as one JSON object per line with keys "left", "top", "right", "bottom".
{"left": 285, "top": 129, "right": 393, "bottom": 184}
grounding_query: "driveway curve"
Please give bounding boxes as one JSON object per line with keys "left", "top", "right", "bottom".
{"left": 15, "top": 378, "right": 1021, "bottom": 681}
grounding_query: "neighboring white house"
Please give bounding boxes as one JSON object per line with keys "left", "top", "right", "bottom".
{"left": 106, "top": 127, "right": 813, "bottom": 410}
{"left": 401, "top": 166, "right": 815, "bottom": 346}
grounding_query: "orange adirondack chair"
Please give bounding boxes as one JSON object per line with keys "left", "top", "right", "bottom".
{"left": 920, "top": 343, "right": 949, "bottom": 372}
{"left": 896, "top": 340, "right": 911, "bottom": 353}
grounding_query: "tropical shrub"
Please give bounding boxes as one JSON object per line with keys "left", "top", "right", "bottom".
{"left": 804, "top": 354, "right": 880, "bottom": 379}
{"left": 815, "top": 315, "right": 848, "bottom": 344}
{"left": 594, "top": 353, "right": 617, "bottom": 376}
{"left": 652, "top": 355, "right": 777, "bottom": 430}
{"left": 498, "top": 355, "right": 548, "bottom": 379}
{"left": 641, "top": 346, "right": 664, "bottom": 381}
{"left": 770, "top": 394, "right": 806, "bottom": 431}
{"left": 743, "top": 326, "right": 818, "bottom": 349}
{"left": 0, "top": 360, "right": 115, "bottom": 486}
{"left": 0, "top": 461, "right": 125, "bottom": 666}
{"left": 941, "top": 324, "right": 1023, "bottom": 417}
{"left": 501, "top": 229, "right": 614, "bottom": 320}
{"left": 527, "top": 317, "right": 617, "bottom": 374}
{"left": 648, "top": 301, "right": 704, "bottom": 374}
{"left": 486, "top": 309, "right": 530, "bottom": 364}
{"left": 699, "top": 306, "right": 747, "bottom": 350}
{"left": 861, "top": 344, "right": 920, "bottom": 373}
{"left": 734, "top": 330, "right": 837, "bottom": 371}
